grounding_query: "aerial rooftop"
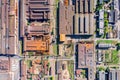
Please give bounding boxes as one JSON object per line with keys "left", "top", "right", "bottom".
{"left": 77, "top": 41, "right": 95, "bottom": 80}
{"left": 59, "top": 0, "right": 95, "bottom": 36}
{"left": 26, "top": 22, "right": 50, "bottom": 35}
{"left": 78, "top": 41, "right": 95, "bottom": 68}
{"left": 59, "top": 0, "right": 74, "bottom": 35}
{"left": 0, "top": 56, "right": 20, "bottom": 80}
{"left": 24, "top": 37, "right": 49, "bottom": 53}
{"left": 25, "top": 0, "right": 50, "bottom": 21}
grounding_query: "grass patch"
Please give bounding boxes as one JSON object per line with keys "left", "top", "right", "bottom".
{"left": 105, "top": 53, "right": 110, "bottom": 62}
{"left": 111, "top": 50, "right": 119, "bottom": 64}
{"left": 96, "top": 4, "right": 103, "bottom": 11}
{"left": 28, "top": 52, "right": 34, "bottom": 56}
{"left": 49, "top": 76, "right": 54, "bottom": 80}
{"left": 111, "top": 67, "right": 119, "bottom": 69}
{"left": 104, "top": 20, "right": 108, "bottom": 27}
{"left": 26, "top": 60, "right": 32, "bottom": 68}
{"left": 27, "top": 78, "right": 32, "bottom": 80}
{"left": 97, "top": 40, "right": 117, "bottom": 44}
{"left": 55, "top": 0, "right": 59, "bottom": 7}
{"left": 64, "top": 44, "right": 74, "bottom": 57}
{"left": 116, "top": 43, "right": 120, "bottom": 46}
{"left": 97, "top": 67, "right": 105, "bottom": 71}
{"left": 53, "top": 0, "right": 59, "bottom": 16}
{"left": 53, "top": 44, "right": 58, "bottom": 55}
{"left": 51, "top": 28, "right": 54, "bottom": 35}
{"left": 104, "top": 50, "right": 119, "bottom": 65}
{"left": 68, "top": 61, "right": 74, "bottom": 80}
{"left": 104, "top": 12, "right": 108, "bottom": 18}
{"left": 103, "top": 11, "right": 109, "bottom": 38}
{"left": 81, "top": 70, "right": 86, "bottom": 78}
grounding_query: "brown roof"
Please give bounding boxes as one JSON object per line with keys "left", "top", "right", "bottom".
{"left": 77, "top": 41, "right": 95, "bottom": 80}
{"left": 9, "top": 0, "right": 16, "bottom": 15}
{"left": 23, "top": 23, "right": 50, "bottom": 54}
{"left": 8, "top": 36, "right": 15, "bottom": 54}
{"left": 24, "top": 39, "right": 49, "bottom": 52}
{"left": 20, "top": 60, "right": 27, "bottom": 80}
{"left": 44, "top": 60, "right": 48, "bottom": 75}
{"left": 59, "top": 1, "right": 74, "bottom": 35}
{"left": 26, "top": 23, "right": 50, "bottom": 35}
{"left": 78, "top": 41, "right": 94, "bottom": 68}
{"left": 59, "top": 0, "right": 94, "bottom": 35}
{"left": 25, "top": 0, "right": 50, "bottom": 21}
{"left": 0, "top": 57, "right": 9, "bottom": 72}
{"left": 24, "top": 37, "right": 49, "bottom": 52}
{"left": 9, "top": 16, "right": 15, "bottom": 36}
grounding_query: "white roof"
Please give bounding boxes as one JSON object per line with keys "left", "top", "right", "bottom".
{"left": 99, "top": 29, "right": 104, "bottom": 35}
{"left": 99, "top": 10, "right": 104, "bottom": 20}
{"left": 99, "top": 10, "right": 104, "bottom": 30}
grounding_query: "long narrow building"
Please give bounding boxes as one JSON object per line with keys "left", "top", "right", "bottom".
{"left": 0, "top": 0, "right": 19, "bottom": 54}
{"left": 59, "top": 0, "right": 74, "bottom": 35}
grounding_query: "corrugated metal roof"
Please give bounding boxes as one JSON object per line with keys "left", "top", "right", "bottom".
{"left": 84, "top": 15, "right": 89, "bottom": 33}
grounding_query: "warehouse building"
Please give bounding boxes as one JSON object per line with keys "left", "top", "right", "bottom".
{"left": 22, "top": 0, "right": 51, "bottom": 55}
{"left": 59, "top": 0, "right": 74, "bottom": 35}
{"left": 25, "top": 0, "right": 50, "bottom": 21}
{"left": 59, "top": 0, "right": 95, "bottom": 37}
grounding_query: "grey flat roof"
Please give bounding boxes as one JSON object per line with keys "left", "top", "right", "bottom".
{"left": 99, "top": 71, "right": 105, "bottom": 80}
{"left": 0, "top": 73, "right": 11, "bottom": 80}
{"left": 84, "top": 15, "right": 89, "bottom": 33}
{"left": 79, "top": 15, "right": 84, "bottom": 33}
{"left": 99, "top": 10, "right": 104, "bottom": 20}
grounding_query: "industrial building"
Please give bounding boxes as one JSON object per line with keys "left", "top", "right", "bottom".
{"left": 59, "top": 0, "right": 95, "bottom": 39}
{"left": 0, "top": 56, "right": 20, "bottom": 80}
{"left": 23, "top": 22, "right": 50, "bottom": 54}
{"left": 20, "top": 0, "right": 51, "bottom": 37}
{"left": 25, "top": 0, "right": 50, "bottom": 21}
{"left": 74, "top": 14, "right": 94, "bottom": 35}
{"left": 59, "top": 0, "right": 74, "bottom": 35}
{"left": 0, "top": 0, "right": 19, "bottom": 54}
{"left": 20, "top": 0, "right": 51, "bottom": 55}
{"left": 24, "top": 36, "right": 49, "bottom": 53}
{"left": 25, "top": 22, "right": 50, "bottom": 35}
{"left": 75, "top": 0, "right": 94, "bottom": 13}
{"left": 74, "top": 0, "right": 94, "bottom": 35}
{"left": 78, "top": 41, "right": 95, "bottom": 68}
{"left": 77, "top": 41, "right": 95, "bottom": 80}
